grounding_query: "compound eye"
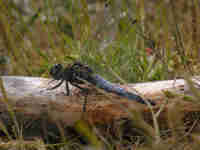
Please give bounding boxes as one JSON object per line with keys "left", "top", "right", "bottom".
{"left": 50, "top": 64, "right": 63, "bottom": 79}
{"left": 55, "top": 64, "right": 62, "bottom": 69}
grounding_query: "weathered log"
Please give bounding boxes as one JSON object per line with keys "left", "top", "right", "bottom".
{"left": 0, "top": 76, "right": 199, "bottom": 127}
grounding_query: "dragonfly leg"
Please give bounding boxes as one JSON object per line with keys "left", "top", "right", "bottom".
{"left": 70, "top": 82, "right": 86, "bottom": 91}
{"left": 70, "top": 82, "right": 89, "bottom": 112}
{"left": 83, "top": 94, "right": 88, "bottom": 112}
{"left": 65, "top": 82, "right": 70, "bottom": 96}
{"left": 47, "top": 80, "right": 64, "bottom": 90}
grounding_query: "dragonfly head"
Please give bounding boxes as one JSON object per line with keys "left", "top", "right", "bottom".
{"left": 50, "top": 64, "right": 63, "bottom": 80}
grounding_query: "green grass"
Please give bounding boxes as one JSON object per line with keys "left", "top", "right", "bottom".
{"left": 0, "top": 0, "right": 200, "bottom": 149}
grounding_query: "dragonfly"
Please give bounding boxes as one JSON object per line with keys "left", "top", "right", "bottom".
{"left": 48, "top": 62, "right": 155, "bottom": 111}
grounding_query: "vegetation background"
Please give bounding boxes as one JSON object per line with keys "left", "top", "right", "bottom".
{"left": 0, "top": 0, "right": 200, "bottom": 150}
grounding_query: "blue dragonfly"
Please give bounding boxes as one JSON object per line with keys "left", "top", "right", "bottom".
{"left": 48, "top": 62, "right": 155, "bottom": 111}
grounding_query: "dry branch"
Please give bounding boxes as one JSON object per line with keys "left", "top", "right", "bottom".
{"left": 0, "top": 76, "right": 199, "bottom": 127}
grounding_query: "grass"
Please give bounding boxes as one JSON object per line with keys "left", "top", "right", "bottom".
{"left": 0, "top": 0, "right": 200, "bottom": 149}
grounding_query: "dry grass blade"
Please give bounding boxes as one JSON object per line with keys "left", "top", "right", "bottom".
{"left": 0, "top": 77, "right": 20, "bottom": 138}
{"left": 167, "top": 101, "right": 185, "bottom": 142}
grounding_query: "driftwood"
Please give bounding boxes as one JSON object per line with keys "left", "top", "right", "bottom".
{"left": 0, "top": 76, "right": 199, "bottom": 127}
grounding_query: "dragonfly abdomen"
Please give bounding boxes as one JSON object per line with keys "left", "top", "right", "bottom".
{"left": 91, "top": 75, "right": 155, "bottom": 105}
